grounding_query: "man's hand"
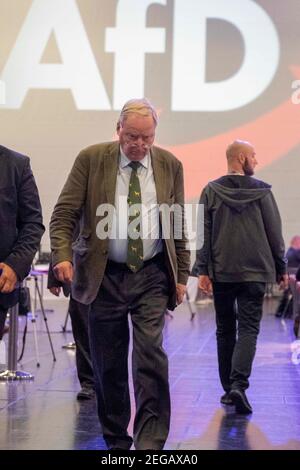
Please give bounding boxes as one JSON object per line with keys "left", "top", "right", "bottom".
{"left": 278, "top": 273, "right": 289, "bottom": 290}
{"left": 176, "top": 283, "right": 186, "bottom": 305}
{"left": 53, "top": 261, "right": 74, "bottom": 284}
{"left": 198, "top": 275, "right": 212, "bottom": 295}
{"left": 49, "top": 286, "right": 61, "bottom": 297}
{"left": 0, "top": 263, "right": 18, "bottom": 293}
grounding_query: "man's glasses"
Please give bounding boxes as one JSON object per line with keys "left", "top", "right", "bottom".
{"left": 124, "top": 132, "right": 154, "bottom": 144}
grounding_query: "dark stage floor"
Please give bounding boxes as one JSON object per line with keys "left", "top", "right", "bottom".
{"left": 0, "top": 297, "right": 299, "bottom": 451}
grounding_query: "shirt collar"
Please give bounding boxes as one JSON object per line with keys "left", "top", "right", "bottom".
{"left": 120, "top": 146, "right": 149, "bottom": 170}
{"left": 227, "top": 171, "right": 245, "bottom": 176}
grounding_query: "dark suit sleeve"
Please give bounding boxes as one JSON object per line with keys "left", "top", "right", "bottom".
{"left": 260, "top": 192, "right": 287, "bottom": 277}
{"left": 4, "top": 158, "right": 45, "bottom": 280}
{"left": 192, "top": 187, "right": 211, "bottom": 277}
{"left": 174, "top": 161, "right": 190, "bottom": 285}
{"left": 50, "top": 150, "right": 88, "bottom": 266}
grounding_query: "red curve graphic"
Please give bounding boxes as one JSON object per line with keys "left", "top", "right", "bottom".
{"left": 165, "top": 68, "right": 300, "bottom": 199}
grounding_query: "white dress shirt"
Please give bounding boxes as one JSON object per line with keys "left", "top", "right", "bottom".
{"left": 108, "top": 147, "right": 163, "bottom": 263}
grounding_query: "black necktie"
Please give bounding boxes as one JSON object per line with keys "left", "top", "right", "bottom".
{"left": 126, "top": 162, "right": 143, "bottom": 272}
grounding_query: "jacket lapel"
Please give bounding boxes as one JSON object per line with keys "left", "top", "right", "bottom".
{"left": 151, "top": 147, "right": 166, "bottom": 204}
{"left": 104, "top": 142, "right": 119, "bottom": 205}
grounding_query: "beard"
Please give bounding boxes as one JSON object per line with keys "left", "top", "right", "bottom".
{"left": 243, "top": 160, "right": 254, "bottom": 176}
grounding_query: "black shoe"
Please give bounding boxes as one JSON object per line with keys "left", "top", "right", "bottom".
{"left": 220, "top": 392, "right": 234, "bottom": 405}
{"left": 229, "top": 389, "right": 252, "bottom": 414}
{"left": 76, "top": 386, "right": 95, "bottom": 400}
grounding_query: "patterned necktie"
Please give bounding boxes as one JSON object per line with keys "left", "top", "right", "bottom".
{"left": 127, "top": 161, "right": 143, "bottom": 272}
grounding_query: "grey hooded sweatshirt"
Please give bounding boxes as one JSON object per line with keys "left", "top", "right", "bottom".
{"left": 192, "top": 175, "right": 287, "bottom": 283}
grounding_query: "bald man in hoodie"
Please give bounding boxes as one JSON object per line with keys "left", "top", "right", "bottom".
{"left": 192, "top": 140, "right": 288, "bottom": 414}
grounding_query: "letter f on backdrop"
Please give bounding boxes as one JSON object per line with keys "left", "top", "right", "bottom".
{"left": 106, "top": 0, "right": 166, "bottom": 109}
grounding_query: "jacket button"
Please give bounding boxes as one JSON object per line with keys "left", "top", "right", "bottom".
{"left": 102, "top": 249, "right": 108, "bottom": 255}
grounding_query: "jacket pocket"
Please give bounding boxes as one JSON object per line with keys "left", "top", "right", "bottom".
{"left": 72, "top": 237, "right": 89, "bottom": 256}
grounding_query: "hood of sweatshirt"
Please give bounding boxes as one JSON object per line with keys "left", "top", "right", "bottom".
{"left": 208, "top": 178, "right": 271, "bottom": 213}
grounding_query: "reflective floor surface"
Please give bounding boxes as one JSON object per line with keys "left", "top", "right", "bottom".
{"left": 0, "top": 297, "right": 299, "bottom": 450}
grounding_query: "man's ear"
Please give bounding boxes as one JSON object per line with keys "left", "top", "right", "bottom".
{"left": 238, "top": 152, "right": 245, "bottom": 164}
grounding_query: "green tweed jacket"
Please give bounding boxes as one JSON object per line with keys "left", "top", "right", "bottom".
{"left": 50, "top": 142, "right": 190, "bottom": 310}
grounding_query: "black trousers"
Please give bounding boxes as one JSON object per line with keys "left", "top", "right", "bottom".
{"left": 68, "top": 297, "right": 94, "bottom": 388}
{"left": 212, "top": 282, "right": 266, "bottom": 392}
{"left": 89, "top": 254, "right": 170, "bottom": 450}
{"left": 0, "top": 308, "right": 7, "bottom": 340}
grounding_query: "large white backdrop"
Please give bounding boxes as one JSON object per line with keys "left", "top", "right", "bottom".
{"left": 1, "top": 0, "right": 300, "bottom": 250}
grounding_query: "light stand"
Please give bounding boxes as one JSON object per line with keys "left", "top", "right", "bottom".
{"left": 61, "top": 309, "right": 76, "bottom": 349}
{"left": 30, "top": 273, "right": 56, "bottom": 362}
{"left": 0, "top": 302, "right": 34, "bottom": 381}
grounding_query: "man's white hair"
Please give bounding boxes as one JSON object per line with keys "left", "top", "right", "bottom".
{"left": 117, "top": 98, "right": 158, "bottom": 130}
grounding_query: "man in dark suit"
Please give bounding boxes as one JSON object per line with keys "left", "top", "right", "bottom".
{"left": 47, "top": 263, "right": 95, "bottom": 400}
{"left": 0, "top": 145, "right": 44, "bottom": 340}
{"left": 275, "top": 235, "right": 300, "bottom": 318}
{"left": 50, "top": 98, "right": 190, "bottom": 450}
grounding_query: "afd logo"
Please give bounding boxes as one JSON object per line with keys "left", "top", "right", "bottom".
{"left": 0, "top": 0, "right": 280, "bottom": 111}
{"left": 292, "top": 80, "right": 300, "bottom": 104}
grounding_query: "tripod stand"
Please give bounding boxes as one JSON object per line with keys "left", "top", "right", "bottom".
{"left": 186, "top": 289, "right": 197, "bottom": 321}
{"left": 28, "top": 271, "right": 56, "bottom": 362}
{"left": 61, "top": 308, "right": 76, "bottom": 350}
{"left": 0, "top": 301, "right": 34, "bottom": 381}
{"left": 62, "top": 309, "right": 71, "bottom": 332}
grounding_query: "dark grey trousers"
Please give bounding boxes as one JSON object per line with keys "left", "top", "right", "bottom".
{"left": 68, "top": 297, "right": 94, "bottom": 388}
{"left": 89, "top": 254, "right": 170, "bottom": 450}
{"left": 213, "top": 282, "right": 266, "bottom": 392}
